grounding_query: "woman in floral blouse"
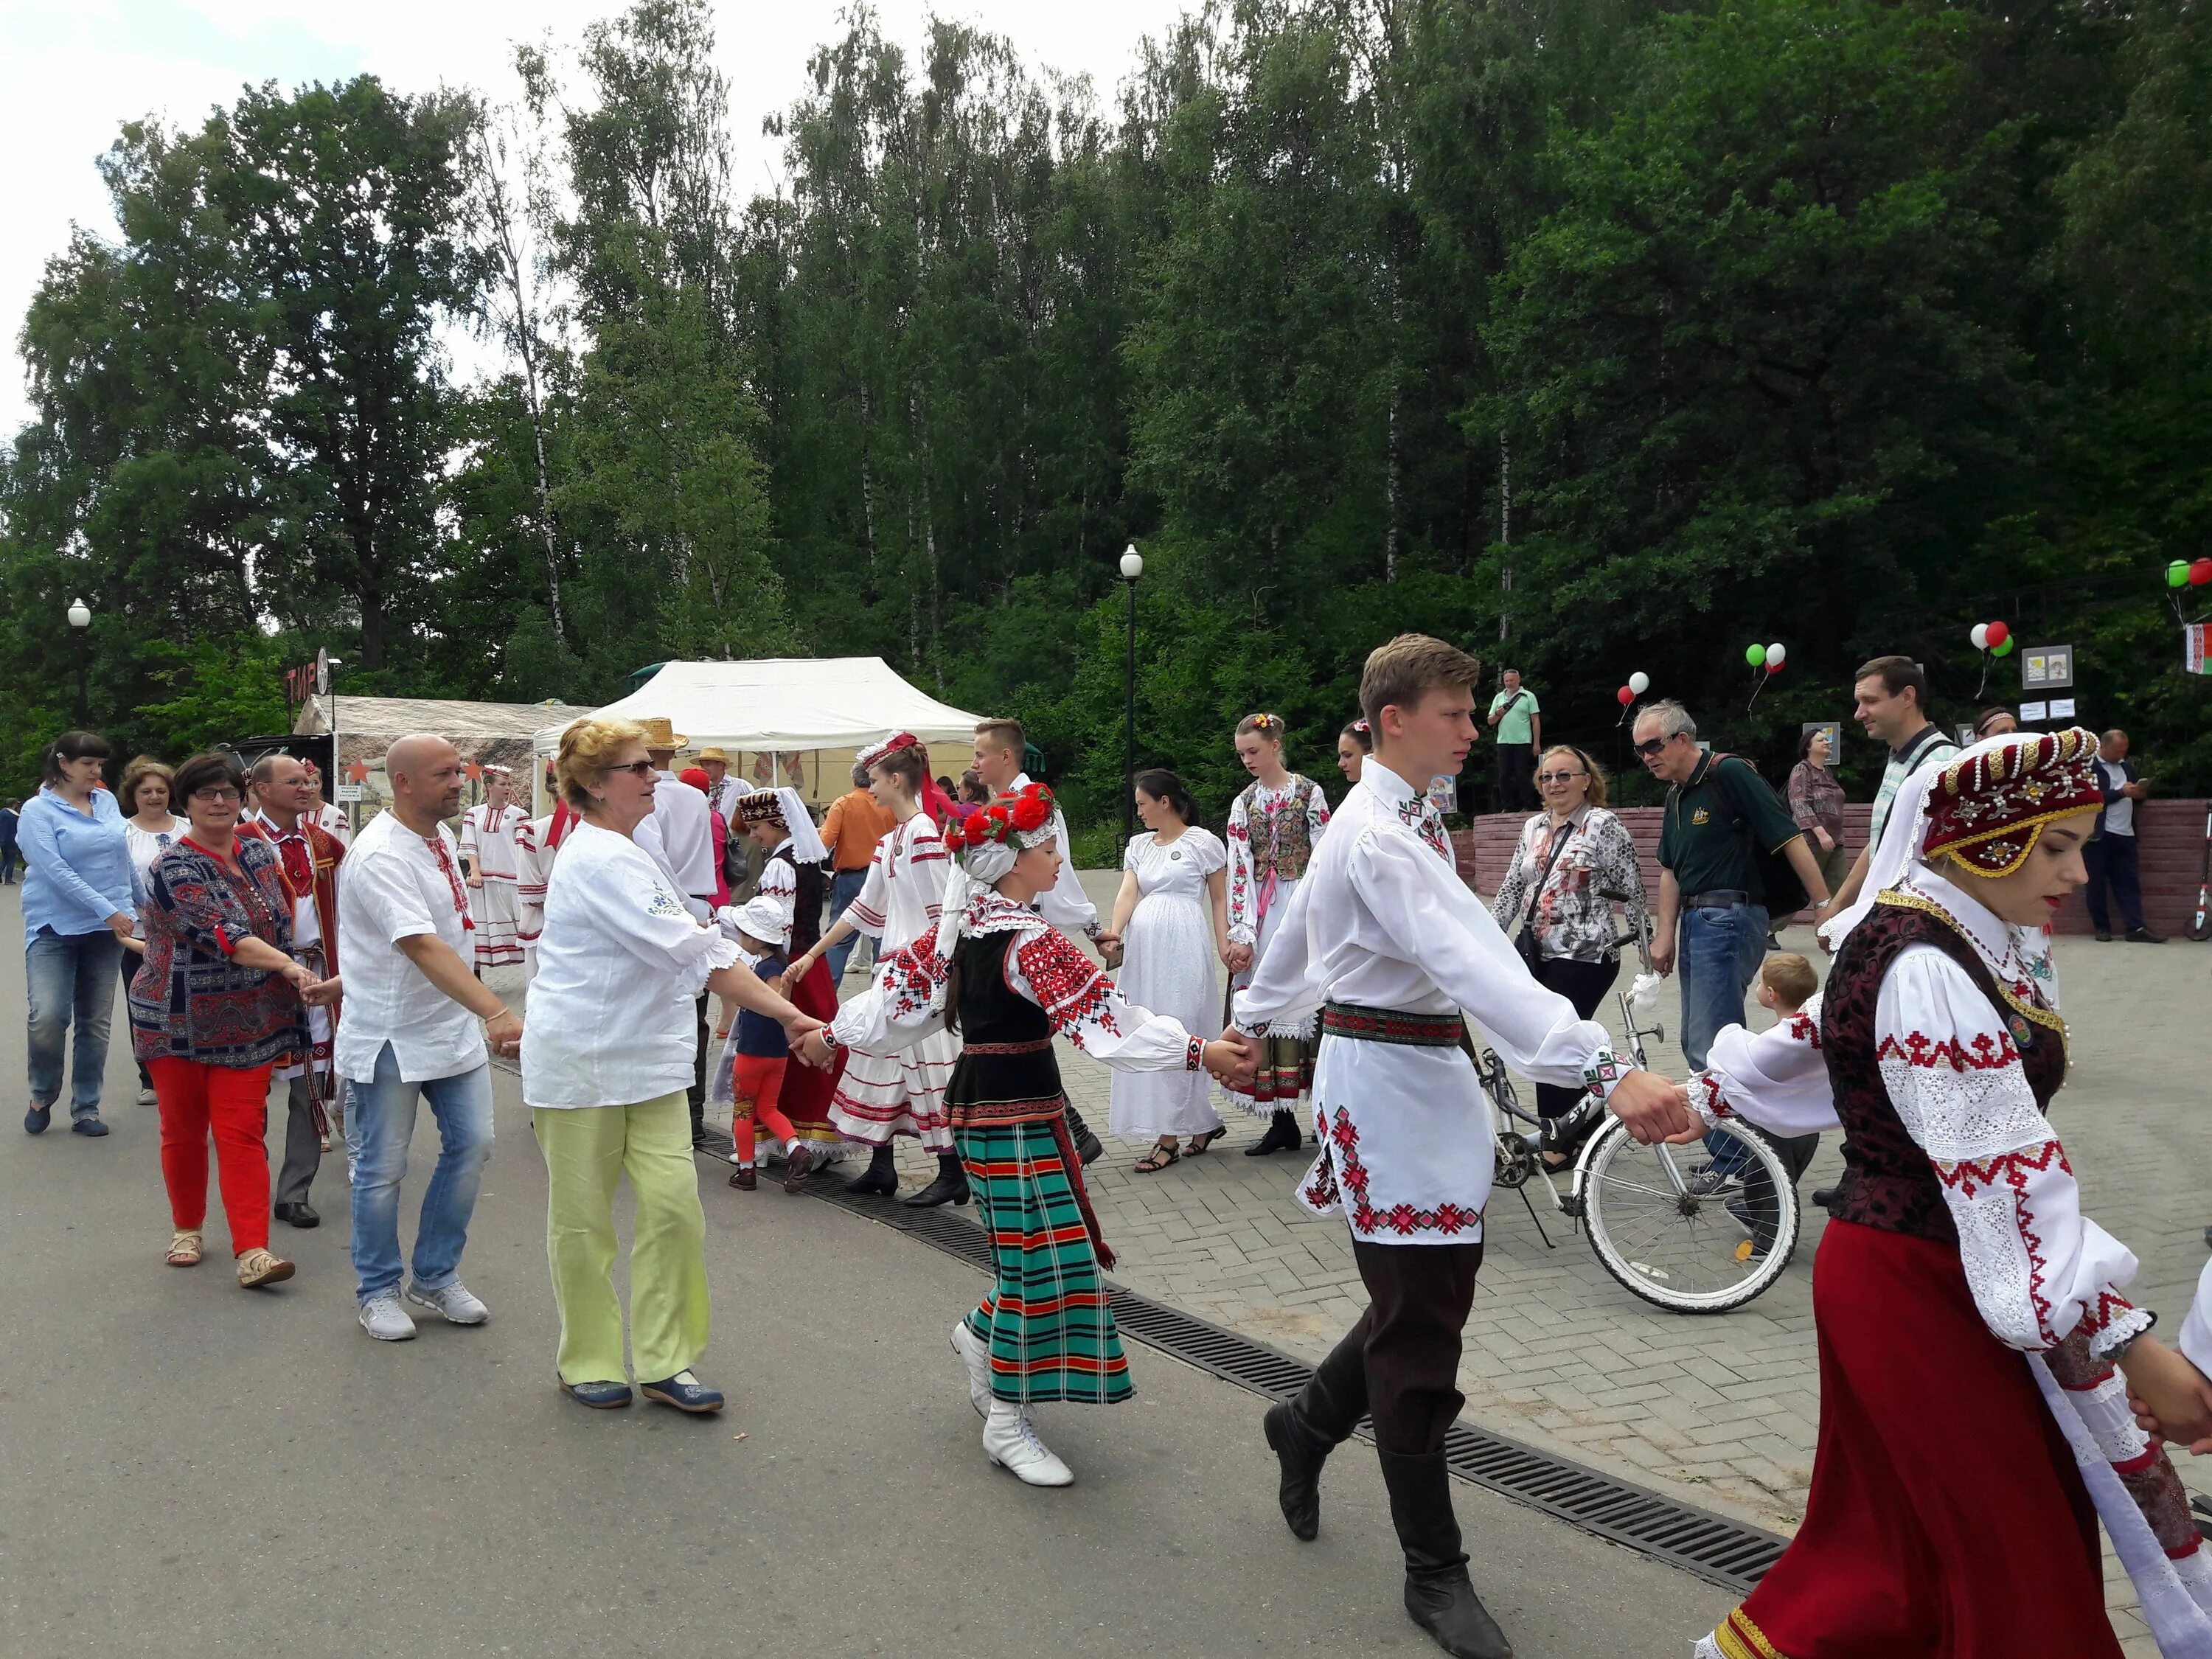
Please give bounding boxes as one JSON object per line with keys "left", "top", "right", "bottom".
{"left": 130, "top": 751, "right": 331, "bottom": 1287}
{"left": 1787, "top": 726, "right": 1851, "bottom": 902}
{"left": 1489, "top": 745, "right": 1649, "bottom": 1126}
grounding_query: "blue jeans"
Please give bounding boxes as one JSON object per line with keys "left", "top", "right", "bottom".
{"left": 26, "top": 927, "right": 123, "bottom": 1119}
{"left": 823, "top": 869, "right": 871, "bottom": 983}
{"left": 346, "top": 1043, "right": 495, "bottom": 1302}
{"left": 1679, "top": 901, "right": 1771, "bottom": 1176}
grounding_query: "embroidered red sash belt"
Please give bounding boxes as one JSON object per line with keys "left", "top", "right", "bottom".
{"left": 964, "top": 1039, "right": 1053, "bottom": 1055}
{"left": 1321, "top": 1003, "right": 1463, "bottom": 1048}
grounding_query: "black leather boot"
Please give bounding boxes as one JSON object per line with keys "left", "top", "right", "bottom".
{"left": 1377, "top": 1449, "right": 1514, "bottom": 1659}
{"left": 1244, "top": 1107, "right": 1302, "bottom": 1156}
{"left": 903, "top": 1152, "right": 971, "bottom": 1208}
{"left": 1262, "top": 1398, "right": 1340, "bottom": 1541}
{"left": 1062, "top": 1103, "right": 1104, "bottom": 1166}
{"left": 844, "top": 1143, "right": 899, "bottom": 1197}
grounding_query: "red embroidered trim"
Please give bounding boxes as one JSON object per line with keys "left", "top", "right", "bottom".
{"left": 1787, "top": 1011, "right": 1822, "bottom": 1050}
{"left": 1015, "top": 930, "right": 1121, "bottom": 1044}
{"left": 1327, "top": 1105, "right": 1481, "bottom": 1237}
{"left": 1698, "top": 1074, "right": 1732, "bottom": 1118}
{"left": 1935, "top": 1141, "right": 2065, "bottom": 1340}
{"left": 1878, "top": 1027, "right": 2020, "bottom": 1072}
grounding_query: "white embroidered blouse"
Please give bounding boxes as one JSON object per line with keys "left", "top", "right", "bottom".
{"left": 838, "top": 813, "right": 948, "bottom": 951}
{"left": 829, "top": 888, "right": 1205, "bottom": 1077}
{"left": 1691, "top": 867, "right": 2149, "bottom": 1361}
{"left": 1225, "top": 776, "right": 1330, "bottom": 946}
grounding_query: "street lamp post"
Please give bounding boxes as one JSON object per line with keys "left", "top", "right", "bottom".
{"left": 66, "top": 598, "right": 91, "bottom": 726}
{"left": 1119, "top": 546, "right": 1144, "bottom": 846}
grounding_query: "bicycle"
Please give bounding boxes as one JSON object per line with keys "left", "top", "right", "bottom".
{"left": 1480, "top": 900, "right": 1803, "bottom": 1314}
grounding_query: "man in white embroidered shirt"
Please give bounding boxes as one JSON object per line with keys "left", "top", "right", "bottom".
{"left": 1231, "top": 634, "right": 1692, "bottom": 1659}
{"left": 335, "top": 734, "right": 524, "bottom": 1345}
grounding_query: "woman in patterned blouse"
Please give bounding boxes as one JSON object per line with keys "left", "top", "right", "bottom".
{"left": 130, "top": 751, "right": 331, "bottom": 1287}
{"left": 1488, "top": 745, "right": 1649, "bottom": 1128}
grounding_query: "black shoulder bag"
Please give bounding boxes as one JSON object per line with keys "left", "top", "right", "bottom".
{"left": 1705, "top": 756, "right": 1810, "bottom": 919}
{"left": 1511, "top": 818, "right": 1579, "bottom": 969}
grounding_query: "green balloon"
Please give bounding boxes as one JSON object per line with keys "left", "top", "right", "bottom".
{"left": 1992, "top": 636, "right": 2014, "bottom": 657}
{"left": 1745, "top": 643, "right": 1767, "bottom": 668}
{"left": 2170, "top": 560, "right": 2192, "bottom": 588}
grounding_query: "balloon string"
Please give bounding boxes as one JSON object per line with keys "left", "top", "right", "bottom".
{"left": 1975, "top": 652, "right": 1990, "bottom": 700}
{"left": 1746, "top": 672, "right": 1767, "bottom": 714}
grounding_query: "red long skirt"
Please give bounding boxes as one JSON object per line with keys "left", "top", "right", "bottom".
{"left": 1713, "top": 1219, "right": 2121, "bottom": 1659}
{"left": 777, "top": 958, "right": 846, "bottom": 1152}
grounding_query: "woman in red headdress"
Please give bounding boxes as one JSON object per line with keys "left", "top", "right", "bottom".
{"left": 1693, "top": 728, "right": 2212, "bottom": 1659}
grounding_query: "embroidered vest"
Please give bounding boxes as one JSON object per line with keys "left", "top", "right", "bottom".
{"left": 768, "top": 846, "right": 827, "bottom": 954}
{"left": 947, "top": 932, "right": 1062, "bottom": 1117}
{"left": 1821, "top": 899, "right": 2067, "bottom": 1242}
{"left": 1240, "top": 776, "right": 1320, "bottom": 883}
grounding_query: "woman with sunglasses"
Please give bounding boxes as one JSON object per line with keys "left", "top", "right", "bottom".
{"left": 1489, "top": 746, "right": 1649, "bottom": 1141}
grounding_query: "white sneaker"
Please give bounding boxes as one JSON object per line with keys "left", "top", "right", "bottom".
{"left": 982, "top": 1403, "right": 1073, "bottom": 1487}
{"left": 404, "top": 1280, "right": 490, "bottom": 1325}
{"left": 951, "top": 1319, "right": 994, "bottom": 1417}
{"left": 358, "top": 1291, "right": 417, "bottom": 1341}
{"left": 136, "top": 1086, "right": 157, "bottom": 1106}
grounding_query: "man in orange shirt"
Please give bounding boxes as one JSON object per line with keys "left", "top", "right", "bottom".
{"left": 821, "top": 760, "right": 898, "bottom": 981}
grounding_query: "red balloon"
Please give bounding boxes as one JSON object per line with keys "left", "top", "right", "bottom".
{"left": 1765, "top": 660, "right": 1784, "bottom": 675}
{"left": 2191, "top": 559, "right": 2212, "bottom": 587}
{"left": 1616, "top": 685, "right": 1635, "bottom": 706}
{"left": 1986, "top": 619, "right": 2009, "bottom": 647}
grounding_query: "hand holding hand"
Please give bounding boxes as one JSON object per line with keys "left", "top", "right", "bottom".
{"left": 1225, "top": 942, "right": 1254, "bottom": 975}
{"left": 1606, "top": 1070, "right": 1698, "bottom": 1146}
{"left": 2122, "top": 1338, "right": 2212, "bottom": 1454}
{"left": 794, "top": 1029, "right": 837, "bottom": 1071}
{"left": 302, "top": 974, "right": 344, "bottom": 1009}
{"left": 1204, "top": 1029, "right": 1262, "bottom": 1091}
{"left": 106, "top": 911, "right": 138, "bottom": 944}
{"left": 486, "top": 1008, "right": 523, "bottom": 1058}
{"left": 466, "top": 872, "right": 483, "bottom": 889}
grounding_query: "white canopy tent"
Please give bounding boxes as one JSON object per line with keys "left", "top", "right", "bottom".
{"left": 530, "top": 657, "right": 987, "bottom": 808}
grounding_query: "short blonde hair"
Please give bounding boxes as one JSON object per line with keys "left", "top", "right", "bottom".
{"left": 557, "top": 717, "right": 649, "bottom": 810}
{"left": 1534, "top": 745, "right": 1608, "bottom": 808}
{"left": 1360, "top": 633, "right": 1482, "bottom": 729}
{"left": 117, "top": 756, "right": 174, "bottom": 815}
{"left": 1761, "top": 952, "right": 1818, "bottom": 1010}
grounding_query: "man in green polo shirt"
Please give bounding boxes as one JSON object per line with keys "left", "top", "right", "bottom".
{"left": 1634, "top": 700, "right": 1831, "bottom": 1070}
{"left": 1486, "top": 669, "right": 1541, "bottom": 813}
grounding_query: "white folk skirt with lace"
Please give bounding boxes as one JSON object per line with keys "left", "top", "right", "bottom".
{"left": 1109, "top": 886, "right": 1223, "bottom": 1140}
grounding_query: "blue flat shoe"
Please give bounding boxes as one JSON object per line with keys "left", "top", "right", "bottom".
{"left": 562, "top": 1378, "right": 633, "bottom": 1409}
{"left": 639, "top": 1371, "right": 725, "bottom": 1413}
{"left": 24, "top": 1104, "right": 51, "bottom": 1135}
{"left": 72, "top": 1116, "right": 109, "bottom": 1137}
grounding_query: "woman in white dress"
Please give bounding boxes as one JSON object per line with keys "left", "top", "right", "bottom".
{"left": 1222, "top": 712, "right": 1331, "bottom": 1155}
{"left": 1103, "top": 770, "right": 1231, "bottom": 1171}
{"left": 788, "top": 733, "right": 965, "bottom": 1207}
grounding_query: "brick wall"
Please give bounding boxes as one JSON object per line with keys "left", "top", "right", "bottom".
{"left": 1453, "top": 799, "right": 2209, "bottom": 936}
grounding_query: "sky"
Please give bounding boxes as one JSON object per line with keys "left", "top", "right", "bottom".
{"left": 0, "top": 0, "right": 1191, "bottom": 437}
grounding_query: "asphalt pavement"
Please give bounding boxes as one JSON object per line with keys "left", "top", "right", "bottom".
{"left": 0, "top": 886, "right": 1728, "bottom": 1659}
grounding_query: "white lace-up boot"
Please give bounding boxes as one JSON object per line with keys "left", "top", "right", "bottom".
{"left": 950, "top": 1319, "right": 994, "bottom": 1417}
{"left": 982, "top": 1402, "right": 1074, "bottom": 1487}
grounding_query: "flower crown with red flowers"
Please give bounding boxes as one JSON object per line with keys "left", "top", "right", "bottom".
{"left": 941, "top": 782, "right": 1057, "bottom": 858}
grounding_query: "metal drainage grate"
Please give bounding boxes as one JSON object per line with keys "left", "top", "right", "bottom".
{"left": 804, "top": 1175, "right": 1789, "bottom": 1594}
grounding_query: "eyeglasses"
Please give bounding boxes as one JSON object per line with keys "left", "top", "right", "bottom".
{"left": 190, "top": 787, "right": 240, "bottom": 804}
{"left": 1537, "top": 771, "right": 1587, "bottom": 785}
{"left": 607, "top": 760, "right": 657, "bottom": 779}
{"left": 1633, "top": 737, "right": 1672, "bottom": 759}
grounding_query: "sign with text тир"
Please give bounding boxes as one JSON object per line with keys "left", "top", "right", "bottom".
{"left": 2020, "top": 644, "right": 2073, "bottom": 690}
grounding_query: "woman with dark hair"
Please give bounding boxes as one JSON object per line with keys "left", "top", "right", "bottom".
{"left": 118, "top": 756, "right": 184, "bottom": 1105}
{"left": 1787, "top": 726, "right": 1851, "bottom": 902}
{"left": 131, "top": 750, "right": 328, "bottom": 1285}
{"left": 951, "top": 771, "right": 987, "bottom": 821}
{"left": 1973, "top": 707, "right": 2020, "bottom": 740}
{"left": 1105, "top": 769, "right": 1231, "bottom": 1170}
{"left": 1337, "top": 718, "right": 1372, "bottom": 786}
{"left": 18, "top": 729, "right": 135, "bottom": 1137}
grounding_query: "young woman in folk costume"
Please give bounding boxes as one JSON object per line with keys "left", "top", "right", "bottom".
{"left": 1336, "top": 718, "right": 1372, "bottom": 787}
{"left": 787, "top": 733, "right": 964, "bottom": 1206}
{"left": 731, "top": 787, "right": 847, "bottom": 1167}
{"left": 1222, "top": 712, "right": 1331, "bottom": 1154}
{"left": 803, "top": 784, "right": 1253, "bottom": 1487}
{"left": 513, "top": 764, "right": 581, "bottom": 980}
{"left": 1686, "top": 728, "right": 2212, "bottom": 1659}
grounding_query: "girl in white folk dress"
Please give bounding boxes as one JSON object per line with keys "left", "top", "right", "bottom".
{"left": 1103, "top": 769, "right": 1231, "bottom": 1172}
{"left": 1222, "top": 712, "right": 1331, "bottom": 1155}
{"left": 789, "top": 734, "right": 965, "bottom": 1208}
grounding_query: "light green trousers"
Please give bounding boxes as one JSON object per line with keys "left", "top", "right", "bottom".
{"left": 533, "top": 1093, "right": 709, "bottom": 1385}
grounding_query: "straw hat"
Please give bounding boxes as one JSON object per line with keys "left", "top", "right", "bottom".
{"left": 636, "top": 716, "right": 686, "bottom": 751}
{"left": 694, "top": 745, "right": 731, "bottom": 764}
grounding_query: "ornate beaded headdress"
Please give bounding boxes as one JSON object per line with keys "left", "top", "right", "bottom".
{"left": 1921, "top": 726, "right": 2103, "bottom": 877}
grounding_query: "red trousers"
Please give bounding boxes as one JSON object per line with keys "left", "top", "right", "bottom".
{"left": 150, "top": 1057, "right": 273, "bottom": 1255}
{"left": 1720, "top": 1220, "right": 2120, "bottom": 1659}
{"left": 729, "top": 1054, "right": 796, "bottom": 1164}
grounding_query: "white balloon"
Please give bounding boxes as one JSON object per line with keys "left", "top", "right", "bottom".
{"left": 1627, "top": 671, "right": 1650, "bottom": 695}
{"left": 1970, "top": 623, "right": 1989, "bottom": 650}
{"left": 1765, "top": 641, "right": 1787, "bottom": 667}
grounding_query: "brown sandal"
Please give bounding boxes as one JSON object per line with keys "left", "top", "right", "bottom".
{"left": 1134, "top": 1140, "right": 1180, "bottom": 1173}
{"left": 167, "top": 1230, "right": 203, "bottom": 1267}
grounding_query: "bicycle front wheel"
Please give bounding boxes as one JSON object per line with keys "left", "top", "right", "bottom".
{"left": 1579, "top": 1120, "right": 1800, "bottom": 1313}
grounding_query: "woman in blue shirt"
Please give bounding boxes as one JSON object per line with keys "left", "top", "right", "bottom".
{"left": 18, "top": 731, "right": 136, "bottom": 1136}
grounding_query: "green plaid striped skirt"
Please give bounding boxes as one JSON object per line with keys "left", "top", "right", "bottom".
{"left": 956, "top": 1117, "right": 1133, "bottom": 1406}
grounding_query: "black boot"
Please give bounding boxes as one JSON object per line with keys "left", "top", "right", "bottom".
{"left": 1244, "top": 1108, "right": 1302, "bottom": 1156}
{"left": 1262, "top": 1399, "right": 1340, "bottom": 1541}
{"left": 844, "top": 1143, "right": 899, "bottom": 1197}
{"left": 1062, "top": 1103, "right": 1104, "bottom": 1166}
{"left": 1377, "top": 1449, "right": 1514, "bottom": 1659}
{"left": 903, "top": 1152, "right": 970, "bottom": 1208}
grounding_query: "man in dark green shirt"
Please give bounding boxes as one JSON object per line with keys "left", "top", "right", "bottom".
{"left": 1633, "top": 700, "right": 1830, "bottom": 1069}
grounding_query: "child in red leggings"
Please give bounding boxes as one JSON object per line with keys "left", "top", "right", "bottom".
{"left": 710, "top": 895, "right": 805, "bottom": 1192}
